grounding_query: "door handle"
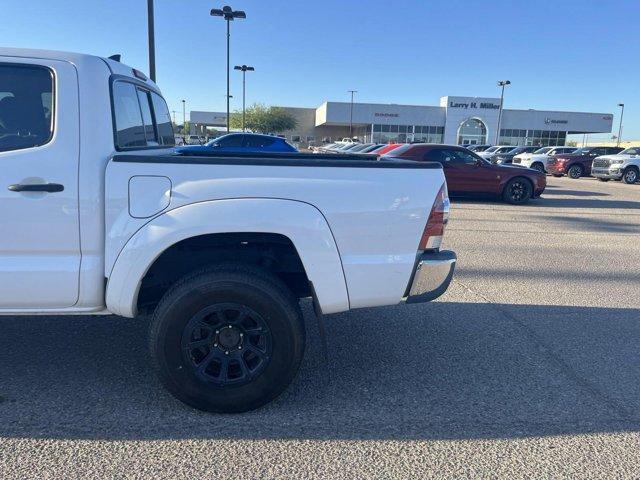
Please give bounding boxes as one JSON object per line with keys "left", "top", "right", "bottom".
{"left": 8, "top": 183, "right": 64, "bottom": 193}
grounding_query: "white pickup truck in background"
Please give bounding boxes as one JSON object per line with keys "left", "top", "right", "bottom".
{"left": 0, "top": 48, "right": 456, "bottom": 412}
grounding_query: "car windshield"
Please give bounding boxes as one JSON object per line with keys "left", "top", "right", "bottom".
{"left": 484, "top": 146, "right": 499, "bottom": 153}
{"left": 620, "top": 147, "right": 640, "bottom": 155}
{"left": 383, "top": 144, "right": 412, "bottom": 156}
{"left": 570, "top": 148, "right": 591, "bottom": 154}
{"left": 533, "top": 147, "right": 552, "bottom": 154}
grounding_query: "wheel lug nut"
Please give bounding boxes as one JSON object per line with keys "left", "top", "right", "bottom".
{"left": 238, "top": 346, "right": 242, "bottom": 350}
{"left": 225, "top": 351, "right": 229, "bottom": 355}
{"left": 214, "top": 343, "right": 218, "bottom": 347}
{"left": 240, "top": 333, "right": 243, "bottom": 337}
{"left": 215, "top": 330, "right": 219, "bottom": 334}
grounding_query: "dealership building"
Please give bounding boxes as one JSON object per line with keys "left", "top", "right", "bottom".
{"left": 190, "top": 95, "right": 613, "bottom": 147}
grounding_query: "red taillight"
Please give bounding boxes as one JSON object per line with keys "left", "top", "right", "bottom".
{"left": 418, "top": 183, "right": 450, "bottom": 250}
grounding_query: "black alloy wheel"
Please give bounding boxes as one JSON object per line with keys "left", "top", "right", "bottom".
{"left": 181, "top": 303, "right": 272, "bottom": 386}
{"left": 150, "top": 264, "right": 305, "bottom": 413}
{"left": 503, "top": 177, "right": 533, "bottom": 204}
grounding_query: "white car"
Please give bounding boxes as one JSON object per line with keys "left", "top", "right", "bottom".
{"left": 512, "top": 146, "right": 577, "bottom": 172}
{"left": 591, "top": 146, "right": 640, "bottom": 184}
{"left": 0, "top": 48, "right": 456, "bottom": 413}
{"left": 478, "top": 145, "right": 516, "bottom": 159}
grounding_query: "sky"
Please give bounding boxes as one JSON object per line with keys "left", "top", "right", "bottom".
{"left": 4, "top": 0, "right": 640, "bottom": 140}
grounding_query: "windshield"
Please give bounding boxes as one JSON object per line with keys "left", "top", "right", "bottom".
{"left": 570, "top": 147, "right": 591, "bottom": 155}
{"left": 620, "top": 147, "right": 640, "bottom": 155}
{"left": 484, "top": 146, "right": 499, "bottom": 153}
{"left": 533, "top": 147, "right": 552, "bottom": 154}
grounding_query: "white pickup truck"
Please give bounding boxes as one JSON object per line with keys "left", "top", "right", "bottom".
{"left": 0, "top": 48, "right": 456, "bottom": 412}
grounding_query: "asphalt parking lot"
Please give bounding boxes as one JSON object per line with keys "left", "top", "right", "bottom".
{"left": 0, "top": 176, "right": 638, "bottom": 479}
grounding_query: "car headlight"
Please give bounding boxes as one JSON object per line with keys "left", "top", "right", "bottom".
{"left": 611, "top": 159, "right": 624, "bottom": 164}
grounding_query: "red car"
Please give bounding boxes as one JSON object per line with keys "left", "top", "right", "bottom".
{"left": 546, "top": 146, "right": 623, "bottom": 179}
{"left": 384, "top": 144, "right": 546, "bottom": 204}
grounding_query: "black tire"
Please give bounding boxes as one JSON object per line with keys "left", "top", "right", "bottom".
{"left": 531, "top": 163, "right": 545, "bottom": 173}
{"left": 149, "top": 264, "right": 305, "bottom": 413}
{"left": 552, "top": 174, "right": 563, "bottom": 178}
{"left": 622, "top": 166, "right": 639, "bottom": 184}
{"left": 502, "top": 177, "right": 533, "bottom": 204}
{"left": 567, "top": 164, "right": 584, "bottom": 179}
{"left": 597, "top": 178, "right": 610, "bottom": 182}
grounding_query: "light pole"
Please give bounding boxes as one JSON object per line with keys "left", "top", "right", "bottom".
{"left": 495, "top": 80, "right": 510, "bottom": 145}
{"left": 147, "top": 0, "right": 156, "bottom": 81}
{"left": 181, "top": 99, "right": 186, "bottom": 135}
{"left": 617, "top": 103, "right": 625, "bottom": 147}
{"left": 234, "top": 65, "right": 255, "bottom": 131}
{"left": 348, "top": 90, "right": 357, "bottom": 139}
{"left": 211, "top": 6, "right": 246, "bottom": 133}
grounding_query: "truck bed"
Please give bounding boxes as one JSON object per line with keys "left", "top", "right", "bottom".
{"left": 105, "top": 151, "right": 445, "bottom": 312}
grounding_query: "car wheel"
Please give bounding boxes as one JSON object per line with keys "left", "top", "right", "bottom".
{"left": 597, "top": 178, "right": 610, "bottom": 182}
{"left": 567, "top": 164, "right": 584, "bottom": 179}
{"left": 502, "top": 177, "right": 533, "bottom": 204}
{"left": 531, "top": 163, "right": 545, "bottom": 173}
{"left": 622, "top": 166, "right": 639, "bottom": 184}
{"left": 149, "top": 264, "right": 305, "bottom": 413}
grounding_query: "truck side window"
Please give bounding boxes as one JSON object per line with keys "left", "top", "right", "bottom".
{"left": 0, "top": 64, "right": 54, "bottom": 153}
{"left": 245, "top": 136, "right": 274, "bottom": 148}
{"left": 150, "top": 92, "right": 175, "bottom": 146}
{"left": 136, "top": 88, "right": 158, "bottom": 146}
{"left": 113, "top": 82, "right": 146, "bottom": 148}
{"left": 217, "top": 134, "right": 244, "bottom": 147}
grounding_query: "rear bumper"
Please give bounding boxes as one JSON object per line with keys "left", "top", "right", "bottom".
{"left": 404, "top": 250, "right": 456, "bottom": 304}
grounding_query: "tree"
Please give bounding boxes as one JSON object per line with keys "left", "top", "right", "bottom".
{"left": 230, "top": 103, "right": 297, "bottom": 133}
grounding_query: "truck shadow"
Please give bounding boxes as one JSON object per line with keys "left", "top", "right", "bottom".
{"left": 0, "top": 301, "right": 637, "bottom": 441}
{"left": 452, "top": 196, "right": 640, "bottom": 210}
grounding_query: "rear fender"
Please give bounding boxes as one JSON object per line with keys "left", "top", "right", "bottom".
{"left": 106, "top": 198, "right": 349, "bottom": 317}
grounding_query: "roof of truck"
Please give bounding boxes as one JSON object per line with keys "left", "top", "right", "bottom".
{"left": 0, "top": 47, "right": 159, "bottom": 90}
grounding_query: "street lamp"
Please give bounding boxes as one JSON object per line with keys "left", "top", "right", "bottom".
{"left": 495, "top": 80, "right": 511, "bottom": 145}
{"left": 348, "top": 90, "right": 357, "bottom": 139}
{"left": 617, "top": 103, "right": 625, "bottom": 147}
{"left": 147, "top": 0, "right": 156, "bottom": 81}
{"left": 211, "top": 5, "right": 246, "bottom": 133}
{"left": 234, "top": 65, "right": 255, "bottom": 131}
{"left": 182, "top": 99, "right": 186, "bottom": 135}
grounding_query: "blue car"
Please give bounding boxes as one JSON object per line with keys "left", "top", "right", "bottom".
{"left": 176, "top": 133, "right": 297, "bottom": 154}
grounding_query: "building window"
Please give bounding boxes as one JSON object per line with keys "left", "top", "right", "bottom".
{"left": 291, "top": 135, "right": 301, "bottom": 142}
{"left": 371, "top": 124, "right": 443, "bottom": 144}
